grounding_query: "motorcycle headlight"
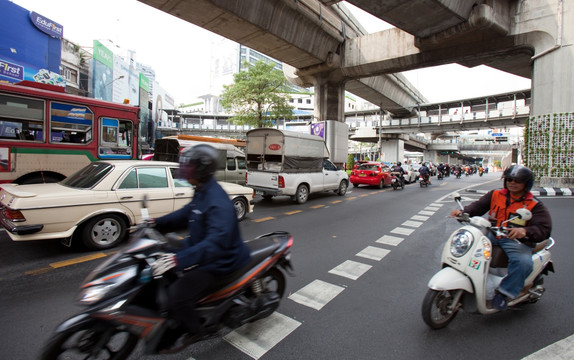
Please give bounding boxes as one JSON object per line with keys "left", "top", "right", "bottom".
{"left": 77, "top": 266, "right": 138, "bottom": 305}
{"left": 450, "top": 230, "right": 474, "bottom": 257}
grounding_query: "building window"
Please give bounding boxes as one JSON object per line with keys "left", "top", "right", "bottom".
{"left": 61, "top": 67, "right": 78, "bottom": 85}
{"left": 306, "top": 99, "right": 311, "bottom": 104}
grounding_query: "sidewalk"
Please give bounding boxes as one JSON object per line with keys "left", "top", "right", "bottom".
{"left": 466, "top": 187, "right": 574, "bottom": 196}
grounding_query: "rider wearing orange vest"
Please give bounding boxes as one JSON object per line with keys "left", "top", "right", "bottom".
{"left": 450, "top": 165, "right": 552, "bottom": 310}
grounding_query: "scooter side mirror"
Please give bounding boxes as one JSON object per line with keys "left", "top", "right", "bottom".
{"left": 515, "top": 208, "right": 532, "bottom": 221}
{"left": 452, "top": 192, "right": 462, "bottom": 202}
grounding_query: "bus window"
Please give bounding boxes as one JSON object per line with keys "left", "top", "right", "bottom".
{"left": 0, "top": 94, "right": 44, "bottom": 141}
{"left": 99, "top": 117, "right": 133, "bottom": 159}
{"left": 50, "top": 102, "right": 93, "bottom": 144}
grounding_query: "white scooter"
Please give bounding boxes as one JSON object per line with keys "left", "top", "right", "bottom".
{"left": 421, "top": 193, "right": 555, "bottom": 329}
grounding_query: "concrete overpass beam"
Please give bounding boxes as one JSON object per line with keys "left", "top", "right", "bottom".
{"left": 381, "top": 139, "right": 404, "bottom": 164}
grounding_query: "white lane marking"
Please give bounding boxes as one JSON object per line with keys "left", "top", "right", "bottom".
{"left": 430, "top": 203, "right": 444, "bottom": 207}
{"left": 329, "top": 260, "right": 372, "bottom": 280}
{"left": 288, "top": 279, "right": 345, "bottom": 310}
{"left": 376, "top": 235, "right": 404, "bottom": 246}
{"left": 522, "top": 333, "right": 574, "bottom": 360}
{"left": 356, "top": 246, "right": 391, "bottom": 261}
{"left": 402, "top": 220, "right": 423, "bottom": 228}
{"left": 224, "top": 312, "right": 301, "bottom": 360}
{"left": 411, "top": 215, "right": 429, "bottom": 221}
{"left": 418, "top": 210, "right": 435, "bottom": 216}
{"left": 391, "top": 227, "right": 415, "bottom": 236}
{"left": 425, "top": 206, "right": 440, "bottom": 211}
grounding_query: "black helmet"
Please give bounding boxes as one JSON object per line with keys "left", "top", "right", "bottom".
{"left": 502, "top": 165, "right": 534, "bottom": 192}
{"left": 397, "top": 162, "right": 402, "bottom": 166}
{"left": 178, "top": 144, "right": 219, "bottom": 183}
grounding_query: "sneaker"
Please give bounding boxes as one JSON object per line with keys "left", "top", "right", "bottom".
{"left": 492, "top": 292, "right": 508, "bottom": 311}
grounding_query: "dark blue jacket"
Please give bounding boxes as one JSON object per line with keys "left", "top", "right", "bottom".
{"left": 155, "top": 177, "right": 251, "bottom": 275}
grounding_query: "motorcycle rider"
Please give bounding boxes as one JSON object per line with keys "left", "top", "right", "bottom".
{"left": 449, "top": 165, "right": 552, "bottom": 310}
{"left": 437, "top": 163, "right": 445, "bottom": 178}
{"left": 391, "top": 161, "right": 405, "bottom": 186}
{"left": 419, "top": 163, "right": 431, "bottom": 185}
{"left": 151, "top": 144, "right": 251, "bottom": 352}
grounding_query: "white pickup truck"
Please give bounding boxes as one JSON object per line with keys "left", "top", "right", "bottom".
{"left": 245, "top": 129, "right": 349, "bottom": 204}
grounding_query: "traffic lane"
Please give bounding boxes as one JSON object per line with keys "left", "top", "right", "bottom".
{"left": 262, "top": 195, "right": 573, "bottom": 360}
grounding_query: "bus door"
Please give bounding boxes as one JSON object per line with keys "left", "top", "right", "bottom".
{"left": 99, "top": 117, "right": 134, "bottom": 159}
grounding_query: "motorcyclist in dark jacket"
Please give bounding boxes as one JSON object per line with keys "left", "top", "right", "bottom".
{"left": 419, "top": 163, "right": 431, "bottom": 184}
{"left": 152, "top": 144, "right": 251, "bottom": 352}
{"left": 391, "top": 162, "right": 405, "bottom": 186}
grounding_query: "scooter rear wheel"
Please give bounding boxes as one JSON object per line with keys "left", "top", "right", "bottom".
{"left": 40, "top": 319, "right": 138, "bottom": 360}
{"left": 421, "top": 289, "right": 460, "bottom": 329}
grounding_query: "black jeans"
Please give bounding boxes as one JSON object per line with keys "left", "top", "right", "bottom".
{"left": 167, "top": 270, "right": 216, "bottom": 333}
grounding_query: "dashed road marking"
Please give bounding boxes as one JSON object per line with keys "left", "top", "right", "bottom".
{"left": 311, "top": 204, "right": 325, "bottom": 209}
{"left": 49, "top": 253, "right": 107, "bottom": 268}
{"left": 224, "top": 312, "right": 301, "bottom": 360}
{"left": 328, "top": 260, "right": 372, "bottom": 280}
{"left": 285, "top": 210, "right": 302, "bottom": 215}
{"left": 376, "top": 235, "right": 404, "bottom": 246}
{"left": 402, "top": 220, "right": 423, "bottom": 228}
{"left": 411, "top": 215, "right": 429, "bottom": 221}
{"left": 391, "top": 227, "right": 415, "bottom": 236}
{"left": 356, "top": 246, "right": 391, "bottom": 261}
{"left": 252, "top": 217, "right": 275, "bottom": 223}
{"left": 418, "top": 210, "right": 435, "bottom": 216}
{"left": 288, "top": 279, "right": 345, "bottom": 310}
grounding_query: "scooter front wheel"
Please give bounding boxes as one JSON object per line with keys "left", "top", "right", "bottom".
{"left": 40, "top": 319, "right": 139, "bottom": 360}
{"left": 421, "top": 289, "right": 461, "bottom": 329}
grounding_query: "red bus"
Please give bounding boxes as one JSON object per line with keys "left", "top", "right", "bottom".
{"left": 0, "top": 81, "right": 140, "bottom": 184}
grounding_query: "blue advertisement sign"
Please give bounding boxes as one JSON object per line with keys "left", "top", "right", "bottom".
{"left": 30, "top": 12, "right": 63, "bottom": 39}
{"left": 0, "top": 59, "right": 24, "bottom": 81}
{"left": 0, "top": 1, "right": 62, "bottom": 84}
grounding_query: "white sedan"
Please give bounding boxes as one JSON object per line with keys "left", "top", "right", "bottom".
{"left": 0, "top": 160, "right": 254, "bottom": 250}
{"left": 401, "top": 164, "right": 420, "bottom": 184}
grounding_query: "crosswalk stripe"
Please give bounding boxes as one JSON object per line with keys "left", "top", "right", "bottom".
{"left": 402, "top": 220, "right": 423, "bottom": 228}
{"left": 418, "top": 210, "right": 435, "bottom": 216}
{"left": 411, "top": 215, "right": 429, "bottom": 221}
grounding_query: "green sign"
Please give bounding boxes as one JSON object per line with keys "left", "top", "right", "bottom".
{"left": 93, "top": 40, "right": 113, "bottom": 69}
{"left": 139, "top": 73, "right": 150, "bottom": 92}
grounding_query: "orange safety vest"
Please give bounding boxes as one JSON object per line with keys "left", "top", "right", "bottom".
{"left": 488, "top": 189, "right": 538, "bottom": 227}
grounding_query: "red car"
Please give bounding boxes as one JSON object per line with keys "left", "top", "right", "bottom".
{"left": 350, "top": 162, "right": 392, "bottom": 189}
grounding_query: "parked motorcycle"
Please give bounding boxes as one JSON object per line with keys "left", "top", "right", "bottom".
{"left": 391, "top": 172, "right": 405, "bottom": 190}
{"left": 41, "top": 201, "right": 294, "bottom": 359}
{"left": 421, "top": 193, "right": 555, "bottom": 329}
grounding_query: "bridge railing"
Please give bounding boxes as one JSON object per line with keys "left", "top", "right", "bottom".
{"left": 346, "top": 106, "right": 530, "bottom": 130}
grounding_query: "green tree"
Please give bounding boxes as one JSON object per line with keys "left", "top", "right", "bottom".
{"left": 346, "top": 153, "right": 355, "bottom": 172}
{"left": 220, "top": 60, "right": 294, "bottom": 128}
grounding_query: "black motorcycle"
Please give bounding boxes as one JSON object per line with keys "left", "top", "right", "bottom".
{"left": 391, "top": 172, "right": 405, "bottom": 190}
{"left": 41, "top": 221, "right": 294, "bottom": 359}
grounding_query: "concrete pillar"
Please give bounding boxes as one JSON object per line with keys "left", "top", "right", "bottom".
{"left": 380, "top": 139, "right": 404, "bottom": 164}
{"left": 524, "top": 0, "right": 574, "bottom": 186}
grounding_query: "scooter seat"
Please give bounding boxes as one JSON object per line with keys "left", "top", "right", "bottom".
{"left": 203, "top": 235, "right": 284, "bottom": 293}
{"left": 490, "top": 240, "right": 551, "bottom": 268}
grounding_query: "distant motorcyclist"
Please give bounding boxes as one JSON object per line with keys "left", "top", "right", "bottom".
{"left": 437, "top": 163, "right": 445, "bottom": 178}
{"left": 419, "top": 163, "right": 431, "bottom": 185}
{"left": 391, "top": 162, "right": 405, "bottom": 186}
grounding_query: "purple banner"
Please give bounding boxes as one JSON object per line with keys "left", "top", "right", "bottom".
{"left": 311, "top": 122, "right": 325, "bottom": 138}
{"left": 30, "top": 12, "right": 63, "bottom": 39}
{"left": 0, "top": 59, "right": 24, "bottom": 80}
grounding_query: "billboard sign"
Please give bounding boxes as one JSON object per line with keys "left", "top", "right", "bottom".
{"left": 29, "top": 12, "right": 63, "bottom": 38}
{"left": 0, "top": 59, "right": 24, "bottom": 81}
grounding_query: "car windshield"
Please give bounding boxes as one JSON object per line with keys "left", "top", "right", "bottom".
{"left": 357, "top": 164, "right": 379, "bottom": 171}
{"left": 62, "top": 163, "right": 114, "bottom": 189}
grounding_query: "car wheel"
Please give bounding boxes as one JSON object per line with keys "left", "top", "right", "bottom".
{"left": 337, "top": 180, "right": 348, "bottom": 196}
{"left": 378, "top": 180, "right": 384, "bottom": 189}
{"left": 233, "top": 197, "right": 248, "bottom": 221}
{"left": 294, "top": 184, "right": 309, "bottom": 204}
{"left": 81, "top": 214, "right": 127, "bottom": 250}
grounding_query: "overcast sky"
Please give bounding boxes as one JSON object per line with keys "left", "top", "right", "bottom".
{"left": 10, "top": 0, "right": 531, "bottom": 105}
